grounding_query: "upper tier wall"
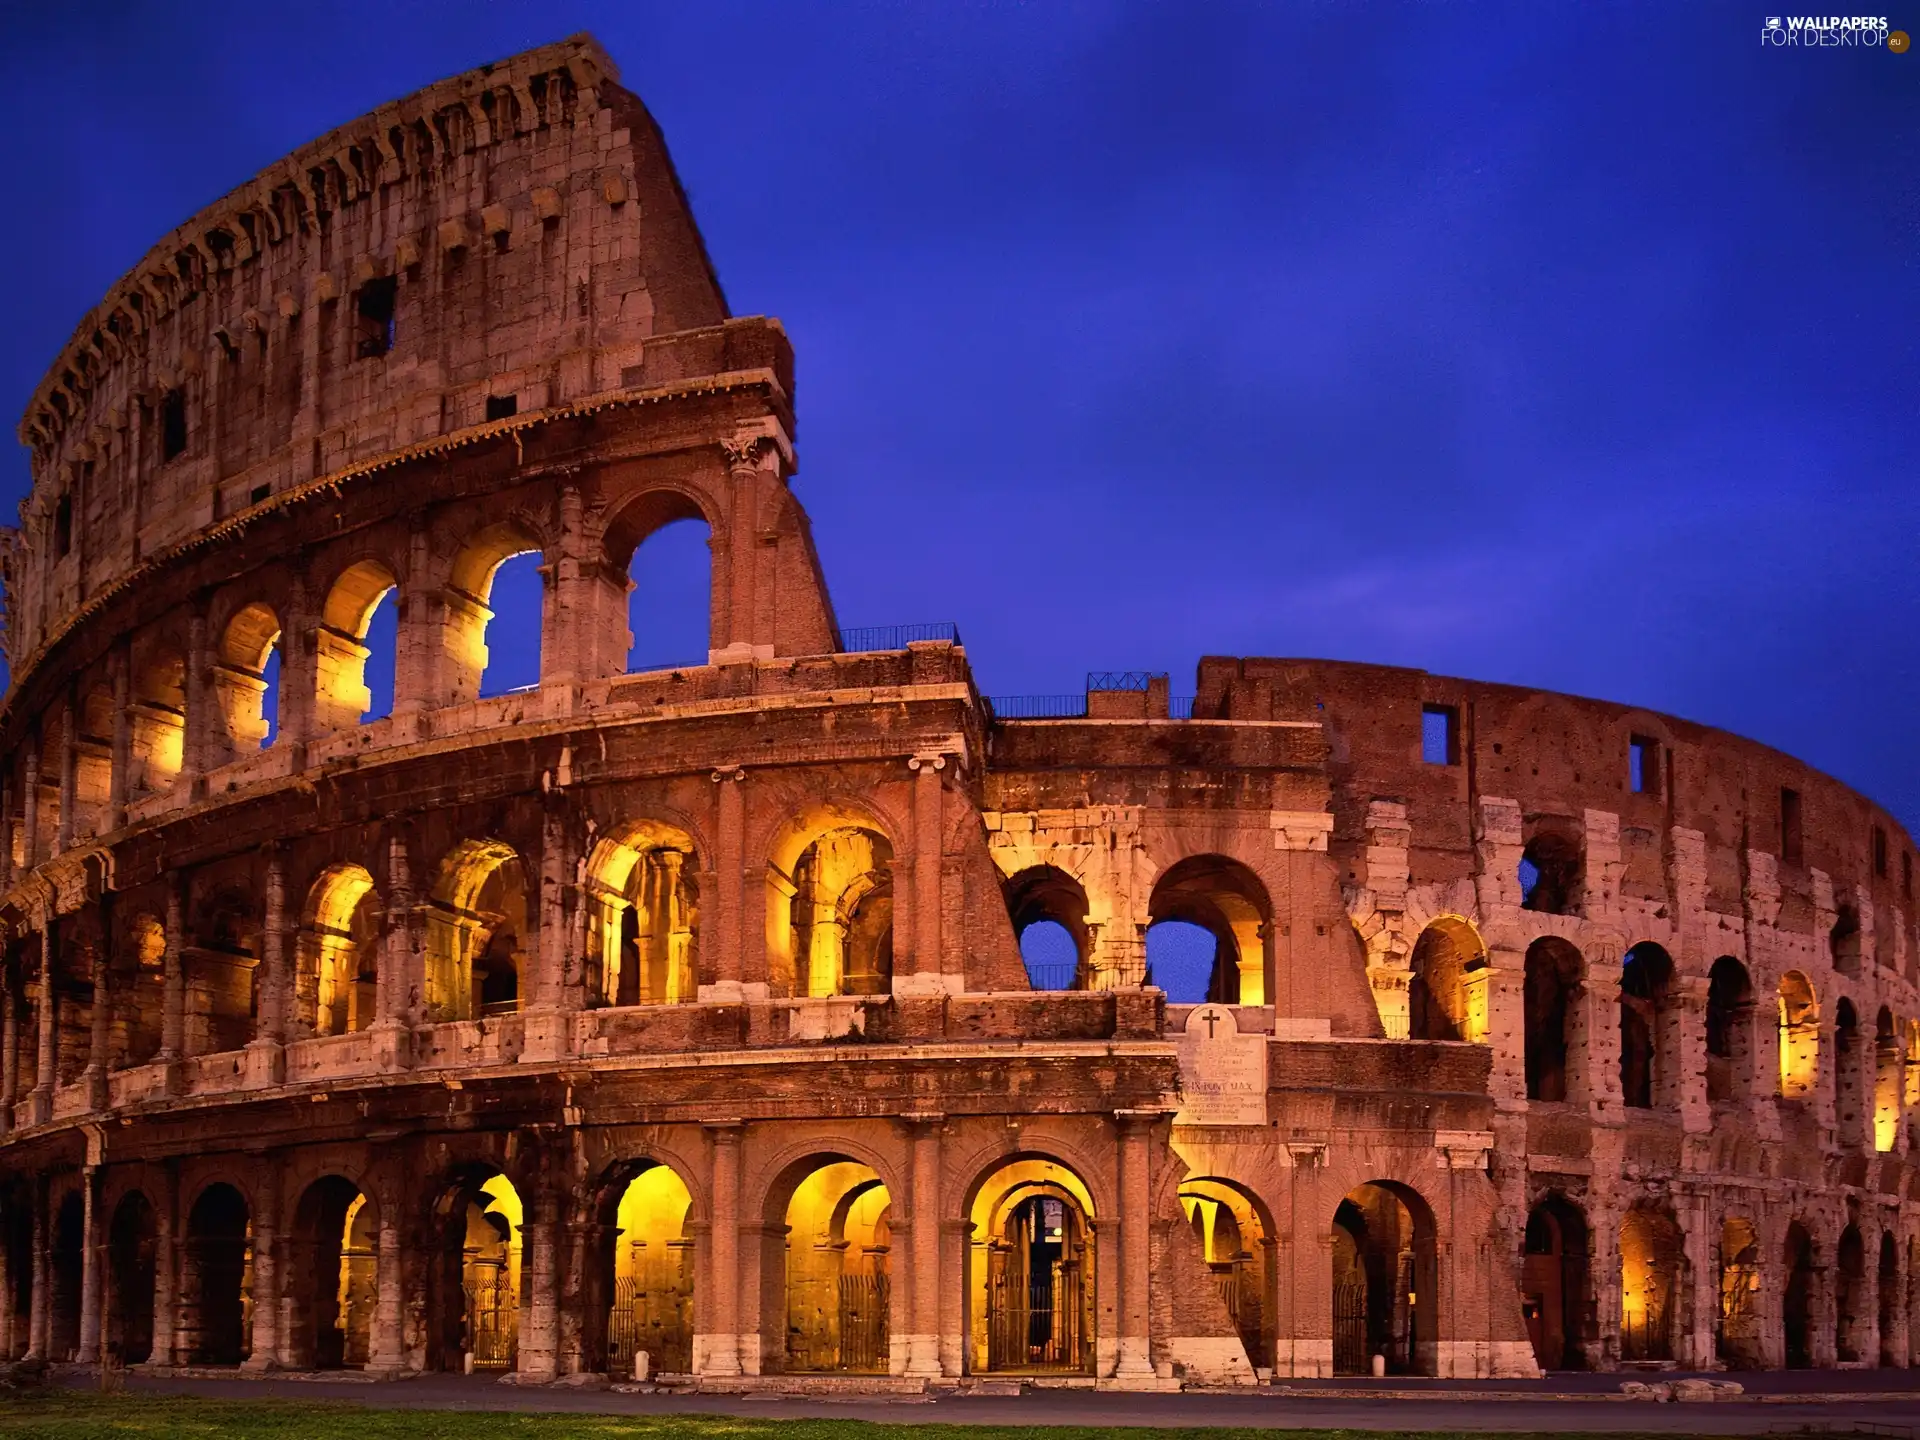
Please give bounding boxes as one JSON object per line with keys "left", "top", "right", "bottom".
{"left": 4, "top": 34, "right": 727, "bottom": 677}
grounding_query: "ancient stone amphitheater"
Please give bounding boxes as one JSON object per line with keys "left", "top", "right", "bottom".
{"left": 0, "top": 33, "right": 1912, "bottom": 1389}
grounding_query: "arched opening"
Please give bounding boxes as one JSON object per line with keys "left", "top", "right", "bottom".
{"left": 1783, "top": 1221, "right": 1817, "bottom": 1368}
{"left": 1832, "top": 903, "right": 1863, "bottom": 973}
{"left": 1003, "top": 866, "right": 1090, "bottom": 992}
{"left": 130, "top": 651, "right": 188, "bottom": 796}
{"left": 1180, "top": 1177, "right": 1273, "bottom": 1374}
{"left": 297, "top": 866, "right": 380, "bottom": 1037}
{"left": 107, "top": 1190, "right": 157, "bottom": 1365}
{"left": 767, "top": 811, "right": 894, "bottom": 998}
{"left": 1907, "top": 1021, "right": 1920, "bottom": 1152}
{"left": 1837, "top": 1223, "right": 1867, "bottom": 1363}
{"left": 50, "top": 1191, "right": 83, "bottom": 1361}
{"left": 1779, "top": 971, "right": 1819, "bottom": 1098}
{"left": 1879, "top": 1230, "right": 1899, "bottom": 1367}
{"left": 773, "top": 1158, "right": 893, "bottom": 1374}
{"left": 968, "top": 1155, "right": 1095, "bottom": 1376}
{"left": 215, "top": 602, "right": 282, "bottom": 757}
{"left": 1619, "top": 942, "right": 1674, "bottom": 1109}
{"left": 1146, "top": 856, "right": 1270, "bottom": 1005}
{"left": 1705, "top": 956, "right": 1754, "bottom": 1104}
{"left": 315, "top": 560, "right": 398, "bottom": 730}
{"left": 1875, "top": 1006, "right": 1901, "bottom": 1153}
{"left": 117, "top": 914, "right": 166, "bottom": 1070}
{"left": 445, "top": 524, "right": 543, "bottom": 703}
{"left": 187, "top": 890, "right": 259, "bottom": 1056}
{"left": 424, "top": 841, "right": 528, "bottom": 1022}
{"left": 1519, "top": 831, "right": 1582, "bottom": 915}
{"left": 1619, "top": 1206, "right": 1683, "bottom": 1362}
{"left": 626, "top": 515, "right": 712, "bottom": 673}
{"left": 286, "top": 1176, "right": 375, "bottom": 1369}
{"left": 1332, "top": 1181, "right": 1436, "bottom": 1376}
{"left": 1524, "top": 937, "right": 1581, "bottom": 1102}
{"left": 583, "top": 822, "right": 700, "bottom": 1007}
{"left": 52, "top": 934, "right": 95, "bottom": 1087}
{"left": 425, "top": 1168, "right": 521, "bottom": 1373}
{"left": 181, "top": 1183, "right": 251, "bottom": 1366}
{"left": 592, "top": 1162, "right": 694, "bottom": 1379}
{"left": 1521, "top": 1195, "right": 1589, "bottom": 1370}
{"left": 1716, "top": 1215, "right": 1762, "bottom": 1369}
{"left": 73, "top": 686, "right": 114, "bottom": 837}
{"left": 1836, "top": 999, "right": 1865, "bottom": 1147}
{"left": 0, "top": 1180, "right": 29, "bottom": 1359}
{"left": 1407, "top": 916, "right": 1486, "bottom": 1044}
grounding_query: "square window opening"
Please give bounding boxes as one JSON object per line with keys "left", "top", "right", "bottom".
{"left": 1629, "top": 735, "right": 1661, "bottom": 796}
{"left": 354, "top": 275, "right": 398, "bottom": 359}
{"left": 161, "top": 388, "right": 187, "bottom": 460}
{"left": 1421, "top": 704, "right": 1458, "bottom": 766}
{"left": 485, "top": 394, "right": 518, "bottom": 422}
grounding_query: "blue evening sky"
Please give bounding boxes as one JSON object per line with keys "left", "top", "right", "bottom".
{"left": 1, "top": 3, "right": 1915, "bottom": 829}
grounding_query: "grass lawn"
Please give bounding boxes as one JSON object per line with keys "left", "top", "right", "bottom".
{"left": 0, "top": 1390, "right": 1698, "bottom": 1440}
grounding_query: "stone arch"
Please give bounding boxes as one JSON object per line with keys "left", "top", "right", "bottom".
{"left": 605, "top": 485, "right": 718, "bottom": 674}
{"left": 759, "top": 1152, "right": 894, "bottom": 1375}
{"left": 1717, "top": 1213, "right": 1762, "bottom": 1369}
{"left": 1147, "top": 855, "right": 1271, "bottom": 1005}
{"left": 186, "top": 882, "right": 260, "bottom": 1057}
{"left": 0, "top": 1176, "right": 26, "bottom": 1357}
{"left": 1778, "top": 970, "right": 1819, "bottom": 1098}
{"left": 130, "top": 644, "right": 187, "bottom": 796}
{"left": 1407, "top": 915, "right": 1486, "bottom": 1044}
{"left": 1332, "top": 1178, "right": 1439, "bottom": 1376}
{"left": 1521, "top": 1192, "right": 1590, "bottom": 1370}
{"left": 1879, "top": 1228, "right": 1899, "bottom": 1367}
{"left": 181, "top": 1180, "right": 251, "bottom": 1366}
{"left": 765, "top": 803, "right": 897, "bottom": 998}
{"left": 107, "top": 1188, "right": 157, "bottom": 1365}
{"left": 1524, "top": 936, "right": 1582, "bottom": 1101}
{"left": 314, "top": 557, "right": 399, "bottom": 731}
{"left": 422, "top": 1161, "right": 524, "bottom": 1373}
{"left": 1003, "top": 864, "right": 1090, "bottom": 992}
{"left": 585, "top": 1155, "right": 698, "bottom": 1378}
{"left": 1620, "top": 1204, "right": 1685, "bottom": 1362}
{"left": 583, "top": 819, "right": 701, "bottom": 1006}
{"left": 296, "top": 864, "right": 380, "bottom": 1036}
{"left": 965, "top": 1152, "right": 1099, "bottom": 1376}
{"left": 1836, "top": 998, "right": 1865, "bottom": 1146}
{"left": 1706, "top": 956, "right": 1754, "bottom": 1104}
{"left": 214, "top": 600, "right": 282, "bottom": 756}
{"left": 424, "top": 839, "right": 530, "bottom": 1021}
{"left": 442, "top": 519, "right": 546, "bottom": 705}
{"left": 1519, "top": 829, "right": 1582, "bottom": 915}
{"left": 49, "top": 1189, "right": 83, "bottom": 1361}
{"left": 1784, "top": 1219, "right": 1818, "bottom": 1368}
{"left": 115, "top": 910, "right": 167, "bottom": 1069}
{"left": 1874, "top": 1005, "right": 1901, "bottom": 1153}
{"left": 1837, "top": 1222, "right": 1867, "bottom": 1363}
{"left": 1619, "top": 942, "right": 1675, "bottom": 1108}
{"left": 1178, "top": 1174, "right": 1274, "bottom": 1377}
{"left": 284, "top": 1174, "right": 376, "bottom": 1369}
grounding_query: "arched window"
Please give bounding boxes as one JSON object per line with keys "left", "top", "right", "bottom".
{"left": 1836, "top": 1224, "right": 1866, "bottom": 1363}
{"left": 1705, "top": 956, "right": 1753, "bottom": 1104}
{"left": 1717, "top": 1215, "right": 1762, "bottom": 1369}
{"left": 1331, "top": 1181, "right": 1438, "bottom": 1376}
{"left": 1831, "top": 903, "right": 1863, "bottom": 974}
{"left": 1874, "top": 1006, "right": 1901, "bottom": 1152}
{"left": 1519, "top": 832, "right": 1581, "bottom": 915}
{"left": 767, "top": 812, "right": 894, "bottom": 998}
{"left": 1619, "top": 942, "right": 1673, "bottom": 1108}
{"left": 424, "top": 841, "right": 529, "bottom": 1021}
{"left": 315, "top": 560, "right": 398, "bottom": 730}
{"left": 1524, "top": 937, "right": 1581, "bottom": 1101}
{"left": 584, "top": 821, "right": 700, "bottom": 1006}
{"left": 774, "top": 1157, "right": 894, "bottom": 1374}
{"left": 627, "top": 515, "right": 712, "bottom": 672}
{"left": 1003, "top": 866, "right": 1090, "bottom": 991}
{"left": 1778, "top": 971, "right": 1819, "bottom": 1097}
{"left": 297, "top": 865, "right": 380, "bottom": 1036}
{"left": 1620, "top": 1206, "right": 1683, "bottom": 1362}
{"left": 1835, "top": 998, "right": 1865, "bottom": 1146}
{"left": 444, "top": 524, "right": 543, "bottom": 703}
{"left": 1407, "top": 917, "right": 1487, "bottom": 1043}
{"left": 215, "top": 602, "right": 282, "bottom": 756}
{"left": 131, "top": 650, "right": 187, "bottom": 796}
{"left": 1521, "top": 1195, "right": 1590, "bottom": 1371}
{"left": 1146, "top": 856, "right": 1270, "bottom": 1005}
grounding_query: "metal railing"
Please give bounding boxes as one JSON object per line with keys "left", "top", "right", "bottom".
{"left": 1085, "top": 670, "right": 1164, "bottom": 691}
{"left": 986, "top": 695, "right": 1088, "bottom": 720}
{"left": 837, "top": 622, "right": 961, "bottom": 653}
{"left": 1170, "top": 695, "right": 1196, "bottom": 719}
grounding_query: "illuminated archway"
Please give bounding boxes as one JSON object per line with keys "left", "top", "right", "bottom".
{"left": 1874, "top": 1006, "right": 1901, "bottom": 1153}
{"left": 1521, "top": 1194, "right": 1589, "bottom": 1371}
{"left": 1705, "top": 957, "right": 1754, "bottom": 1104}
{"left": 297, "top": 865, "right": 379, "bottom": 1036}
{"left": 215, "top": 602, "right": 282, "bottom": 755}
{"left": 443, "top": 524, "right": 543, "bottom": 703}
{"left": 590, "top": 1161, "right": 695, "bottom": 1378}
{"left": 968, "top": 1156, "right": 1096, "bottom": 1376}
{"left": 584, "top": 821, "right": 700, "bottom": 1006}
{"left": 1716, "top": 1215, "right": 1761, "bottom": 1369}
{"left": 1003, "top": 865, "right": 1090, "bottom": 992}
{"left": 426, "top": 1168, "right": 522, "bottom": 1372}
{"left": 766, "top": 809, "right": 894, "bottom": 998}
{"left": 1179, "top": 1176, "right": 1272, "bottom": 1374}
{"left": 131, "top": 650, "right": 186, "bottom": 794}
{"left": 1408, "top": 916, "right": 1486, "bottom": 1044}
{"left": 425, "top": 841, "right": 529, "bottom": 1021}
{"left": 1619, "top": 1205, "right": 1683, "bottom": 1361}
{"left": 1778, "top": 971, "right": 1819, "bottom": 1097}
{"left": 1332, "top": 1180, "right": 1437, "bottom": 1376}
{"left": 286, "top": 1176, "right": 375, "bottom": 1369}
{"left": 1147, "top": 856, "right": 1269, "bottom": 1004}
{"left": 772, "top": 1158, "right": 893, "bottom": 1374}
{"left": 1524, "top": 937, "right": 1581, "bottom": 1101}
{"left": 315, "top": 560, "right": 398, "bottom": 730}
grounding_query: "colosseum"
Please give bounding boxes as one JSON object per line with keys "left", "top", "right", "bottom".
{"left": 0, "top": 33, "right": 1913, "bottom": 1391}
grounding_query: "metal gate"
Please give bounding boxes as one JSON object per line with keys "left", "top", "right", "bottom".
{"left": 465, "top": 1257, "right": 515, "bottom": 1370}
{"left": 1333, "top": 1280, "right": 1368, "bottom": 1375}
{"left": 607, "top": 1269, "right": 692, "bottom": 1376}
{"left": 837, "top": 1273, "right": 890, "bottom": 1372}
{"left": 987, "top": 1250, "right": 1088, "bottom": 1371}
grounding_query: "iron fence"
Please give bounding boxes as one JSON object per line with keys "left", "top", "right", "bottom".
{"left": 1170, "top": 696, "right": 1196, "bottom": 719}
{"left": 1023, "top": 959, "right": 1082, "bottom": 992}
{"left": 986, "top": 695, "right": 1088, "bottom": 720}
{"left": 838, "top": 622, "right": 962, "bottom": 653}
{"left": 1085, "top": 671, "right": 1164, "bottom": 691}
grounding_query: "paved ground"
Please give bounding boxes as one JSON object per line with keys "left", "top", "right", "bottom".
{"left": 86, "top": 1369, "right": 1920, "bottom": 1433}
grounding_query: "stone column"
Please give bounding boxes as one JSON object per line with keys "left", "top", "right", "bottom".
{"left": 1114, "top": 1112, "right": 1155, "bottom": 1378}
{"left": 695, "top": 1122, "right": 743, "bottom": 1375}
{"left": 0, "top": 978, "right": 16, "bottom": 1135}
{"left": 86, "top": 895, "right": 112, "bottom": 1111}
{"left": 905, "top": 1115, "right": 944, "bottom": 1376}
{"left": 0, "top": 1197, "right": 11, "bottom": 1359}
{"left": 515, "top": 1149, "right": 559, "bottom": 1383}
{"left": 30, "top": 910, "right": 56, "bottom": 1123}
{"left": 700, "top": 769, "right": 747, "bottom": 1001}
{"left": 147, "top": 1162, "right": 179, "bottom": 1368}
{"left": 26, "top": 1177, "right": 48, "bottom": 1358}
{"left": 1674, "top": 975, "right": 1712, "bottom": 1133}
{"left": 371, "top": 832, "right": 412, "bottom": 1073}
{"left": 1, "top": 769, "right": 14, "bottom": 889}
{"left": 55, "top": 691, "right": 77, "bottom": 854}
{"left": 107, "top": 644, "right": 132, "bottom": 830}
{"left": 245, "top": 849, "right": 287, "bottom": 1086}
{"left": 1482, "top": 948, "right": 1527, "bottom": 1106}
{"left": 1570, "top": 944, "right": 1624, "bottom": 1120}
{"left": 21, "top": 747, "right": 39, "bottom": 871}
{"left": 720, "top": 438, "right": 763, "bottom": 656}
{"left": 182, "top": 605, "right": 210, "bottom": 799}
{"left": 158, "top": 878, "right": 186, "bottom": 1067}
{"left": 368, "top": 1181, "right": 407, "bottom": 1374}
{"left": 902, "top": 755, "right": 946, "bottom": 989}
{"left": 519, "top": 803, "right": 576, "bottom": 1064}
{"left": 277, "top": 577, "right": 315, "bottom": 754}
{"left": 243, "top": 1161, "right": 279, "bottom": 1370}
{"left": 77, "top": 1165, "right": 102, "bottom": 1363}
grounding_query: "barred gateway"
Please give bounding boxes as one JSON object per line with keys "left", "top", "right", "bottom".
{"left": 1, "top": 33, "right": 1918, "bottom": 1388}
